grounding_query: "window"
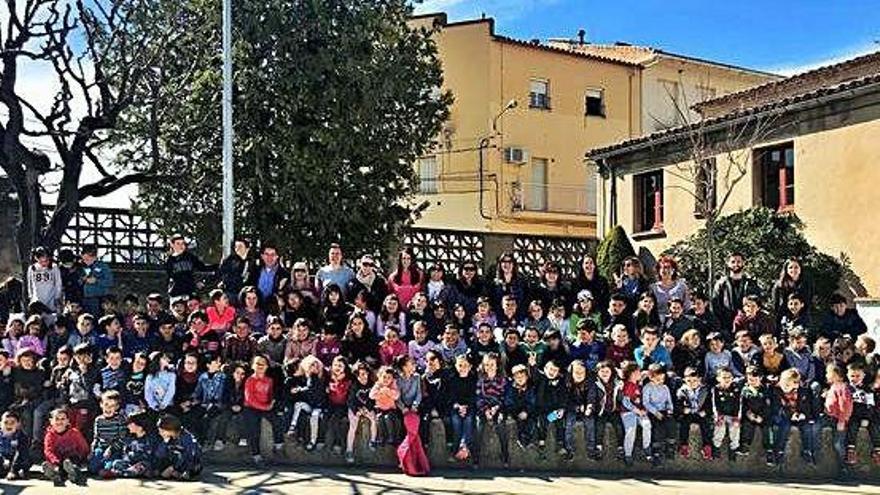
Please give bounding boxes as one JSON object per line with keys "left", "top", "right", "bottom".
{"left": 417, "top": 156, "right": 438, "bottom": 194}
{"left": 697, "top": 85, "right": 717, "bottom": 101}
{"left": 634, "top": 170, "right": 664, "bottom": 233}
{"left": 529, "top": 79, "right": 551, "bottom": 110}
{"left": 585, "top": 88, "right": 605, "bottom": 117}
{"left": 659, "top": 79, "right": 683, "bottom": 125}
{"left": 525, "top": 158, "right": 548, "bottom": 211}
{"left": 756, "top": 142, "right": 794, "bottom": 211}
{"left": 694, "top": 158, "right": 717, "bottom": 218}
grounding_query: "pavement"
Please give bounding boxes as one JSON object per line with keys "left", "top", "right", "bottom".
{"left": 4, "top": 466, "right": 880, "bottom": 495}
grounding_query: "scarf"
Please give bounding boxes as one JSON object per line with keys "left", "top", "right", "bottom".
{"left": 357, "top": 271, "right": 377, "bottom": 288}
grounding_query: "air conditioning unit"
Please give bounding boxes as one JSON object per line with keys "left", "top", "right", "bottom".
{"left": 504, "top": 147, "right": 529, "bottom": 165}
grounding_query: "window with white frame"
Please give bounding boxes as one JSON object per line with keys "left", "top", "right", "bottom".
{"left": 529, "top": 79, "right": 551, "bottom": 110}
{"left": 585, "top": 88, "right": 605, "bottom": 117}
{"left": 417, "top": 156, "right": 438, "bottom": 194}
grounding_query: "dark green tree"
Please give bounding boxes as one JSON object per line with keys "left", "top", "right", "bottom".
{"left": 116, "top": 0, "right": 452, "bottom": 261}
{"left": 596, "top": 225, "right": 636, "bottom": 281}
{"left": 665, "top": 207, "right": 849, "bottom": 309}
{"left": 0, "top": 0, "right": 194, "bottom": 279}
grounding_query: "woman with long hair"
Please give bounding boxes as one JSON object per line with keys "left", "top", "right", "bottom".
{"left": 237, "top": 286, "right": 267, "bottom": 336}
{"left": 771, "top": 257, "right": 814, "bottom": 324}
{"left": 572, "top": 255, "right": 610, "bottom": 315}
{"left": 489, "top": 252, "right": 528, "bottom": 318}
{"left": 387, "top": 247, "right": 424, "bottom": 308}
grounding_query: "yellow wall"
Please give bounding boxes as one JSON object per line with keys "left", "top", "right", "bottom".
{"left": 606, "top": 119, "right": 880, "bottom": 296}
{"left": 412, "top": 16, "right": 638, "bottom": 238}
{"left": 642, "top": 59, "right": 775, "bottom": 132}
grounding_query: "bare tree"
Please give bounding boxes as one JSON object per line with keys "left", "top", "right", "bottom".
{"left": 0, "top": 0, "right": 185, "bottom": 280}
{"left": 646, "top": 72, "right": 786, "bottom": 287}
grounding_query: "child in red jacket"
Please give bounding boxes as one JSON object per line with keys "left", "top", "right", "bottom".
{"left": 42, "top": 408, "right": 89, "bottom": 486}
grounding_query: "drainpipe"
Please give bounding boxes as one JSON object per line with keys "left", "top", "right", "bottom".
{"left": 478, "top": 136, "right": 492, "bottom": 220}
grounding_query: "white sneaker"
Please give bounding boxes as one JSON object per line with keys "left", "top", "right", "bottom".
{"left": 273, "top": 443, "right": 284, "bottom": 452}
{"left": 252, "top": 454, "right": 264, "bottom": 465}
{"left": 238, "top": 439, "right": 248, "bottom": 447}
{"left": 213, "top": 440, "right": 225, "bottom": 451}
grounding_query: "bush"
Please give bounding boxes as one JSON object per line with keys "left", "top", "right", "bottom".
{"left": 596, "top": 225, "right": 636, "bottom": 281}
{"left": 664, "top": 207, "right": 847, "bottom": 310}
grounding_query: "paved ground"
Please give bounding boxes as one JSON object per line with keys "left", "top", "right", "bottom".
{"left": 4, "top": 466, "right": 880, "bottom": 495}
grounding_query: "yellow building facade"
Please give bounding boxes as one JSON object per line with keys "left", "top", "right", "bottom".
{"left": 411, "top": 13, "right": 775, "bottom": 241}
{"left": 588, "top": 54, "right": 880, "bottom": 295}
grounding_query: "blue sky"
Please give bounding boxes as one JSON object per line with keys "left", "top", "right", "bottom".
{"left": 414, "top": 0, "right": 880, "bottom": 75}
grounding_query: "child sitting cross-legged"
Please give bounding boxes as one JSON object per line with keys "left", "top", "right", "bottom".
{"left": 103, "top": 411, "right": 160, "bottom": 479}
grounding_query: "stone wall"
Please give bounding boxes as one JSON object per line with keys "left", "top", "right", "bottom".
{"left": 205, "top": 418, "right": 880, "bottom": 481}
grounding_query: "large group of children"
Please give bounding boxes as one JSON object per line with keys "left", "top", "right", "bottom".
{"left": 0, "top": 236, "right": 876, "bottom": 483}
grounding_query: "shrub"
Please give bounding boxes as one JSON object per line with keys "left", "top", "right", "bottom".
{"left": 596, "top": 225, "right": 636, "bottom": 281}
{"left": 665, "top": 207, "right": 848, "bottom": 310}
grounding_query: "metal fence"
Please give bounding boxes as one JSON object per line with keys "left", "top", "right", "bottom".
{"left": 43, "top": 206, "right": 167, "bottom": 266}
{"left": 510, "top": 181, "right": 596, "bottom": 215}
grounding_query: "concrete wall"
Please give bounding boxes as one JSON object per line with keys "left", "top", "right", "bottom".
{"left": 207, "top": 417, "right": 880, "bottom": 481}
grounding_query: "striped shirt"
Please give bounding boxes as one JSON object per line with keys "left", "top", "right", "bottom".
{"left": 92, "top": 413, "right": 128, "bottom": 452}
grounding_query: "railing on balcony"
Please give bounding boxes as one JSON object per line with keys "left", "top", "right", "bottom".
{"left": 510, "top": 182, "right": 596, "bottom": 215}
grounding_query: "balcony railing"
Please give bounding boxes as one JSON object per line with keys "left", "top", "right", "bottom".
{"left": 528, "top": 92, "right": 551, "bottom": 110}
{"left": 510, "top": 182, "right": 595, "bottom": 215}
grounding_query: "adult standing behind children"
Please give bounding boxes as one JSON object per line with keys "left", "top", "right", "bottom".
{"left": 316, "top": 244, "right": 356, "bottom": 299}
{"left": 254, "top": 243, "right": 289, "bottom": 304}
{"left": 165, "top": 235, "right": 216, "bottom": 298}
{"left": 712, "top": 252, "right": 761, "bottom": 332}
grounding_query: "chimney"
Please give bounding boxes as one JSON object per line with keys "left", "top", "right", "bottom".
{"left": 577, "top": 29, "right": 586, "bottom": 45}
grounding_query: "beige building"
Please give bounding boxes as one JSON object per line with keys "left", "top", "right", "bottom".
{"left": 546, "top": 41, "right": 779, "bottom": 132}
{"left": 587, "top": 52, "right": 880, "bottom": 296}
{"left": 409, "top": 13, "right": 776, "bottom": 244}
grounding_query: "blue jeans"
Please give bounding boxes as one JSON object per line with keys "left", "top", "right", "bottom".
{"left": 88, "top": 447, "right": 120, "bottom": 473}
{"left": 773, "top": 415, "right": 817, "bottom": 456}
{"left": 449, "top": 410, "right": 475, "bottom": 450}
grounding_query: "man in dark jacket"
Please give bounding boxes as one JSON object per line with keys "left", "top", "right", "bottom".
{"left": 253, "top": 244, "right": 289, "bottom": 304}
{"left": 712, "top": 252, "right": 761, "bottom": 332}
{"left": 821, "top": 293, "right": 868, "bottom": 341}
{"left": 165, "top": 235, "right": 216, "bottom": 298}
{"left": 217, "top": 238, "right": 258, "bottom": 303}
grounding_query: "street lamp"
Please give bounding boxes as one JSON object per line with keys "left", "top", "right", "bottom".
{"left": 478, "top": 99, "right": 518, "bottom": 220}
{"left": 221, "top": 0, "right": 234, "bottom": 254}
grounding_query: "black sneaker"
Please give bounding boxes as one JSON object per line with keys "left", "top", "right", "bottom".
{"left": 42, "top": 462, "right": 60, "bottom": 483}
{"left": 765, "top": 452, "right": 776, "bottom": 466}
{"left": 562, "top": 449, "right": 575, "bottom": 462}
{"left": 62, "top": 459, "right": 86, "bottom": 486}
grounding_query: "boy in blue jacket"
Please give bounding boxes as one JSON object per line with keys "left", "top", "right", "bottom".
{"left": 104, "top": 411, "right": 158, "bottom": 479}
{"left": 192, "top": 353, "right": 228, "bottom": 449}
{"left": 155, "top": 415, "right": 202, "bottom": 480}
{"left": 0, "top": 411, "right": 31, "bottom": 480}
